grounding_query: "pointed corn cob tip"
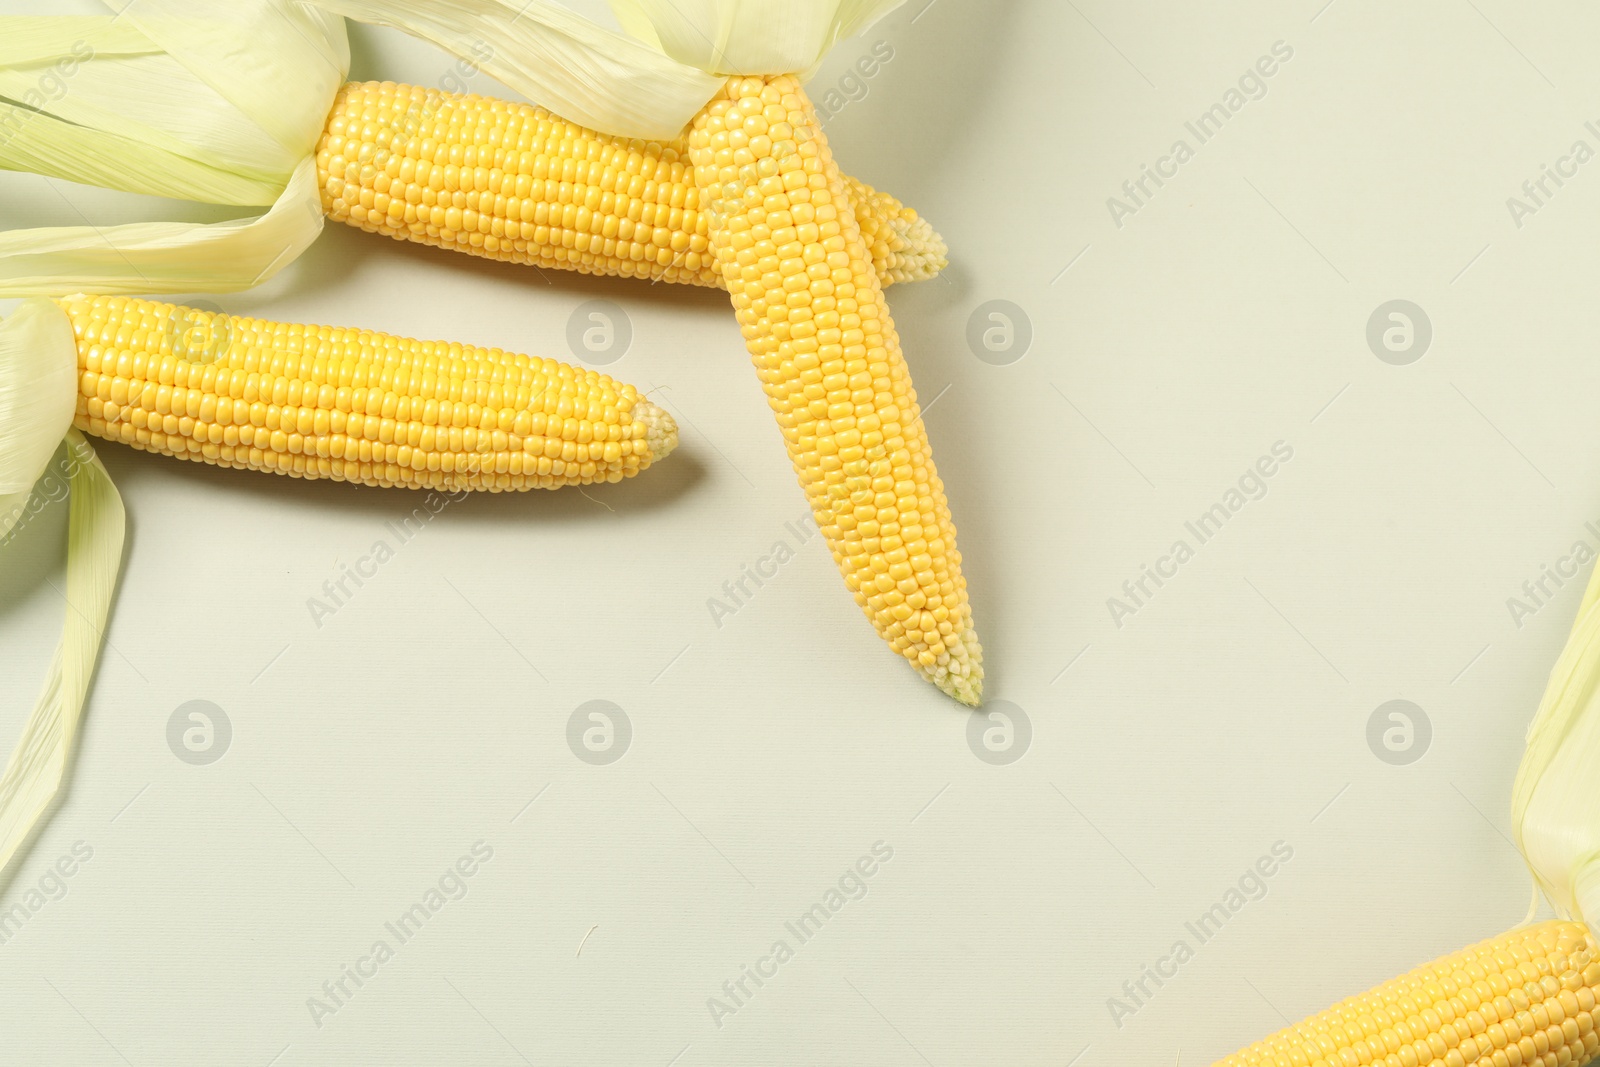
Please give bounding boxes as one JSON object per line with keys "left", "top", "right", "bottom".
{"left": 887, "top": 210, "right": 950, "bottom": 284}
{"left": 633, "top": 399, "right": 678, "bottom": 463}
{"left": 848, "top": 179, "right": 950, "bottom": 285}
{"left": 924, "top": 625, "right": 984, "bottom": 706}
{"left": 935, "top": 669, "right": 983, "bottom": 706}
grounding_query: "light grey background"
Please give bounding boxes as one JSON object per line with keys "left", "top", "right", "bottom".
{"left": 3, "top": 0, "right": 1597, "bottom": 1063}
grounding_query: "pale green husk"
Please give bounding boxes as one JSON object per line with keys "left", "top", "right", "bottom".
{"left": 0, "top": 298, "right": 76, "bottom": 503}
{"left": 0, "top": 2, "right": 347, "bottom": 295}
{"left": 0, "top": 301, "right": 122, "bottom": 878}
{"left": 0, "top": 0, "right": 346, "bottom": 878}
{"left": 307, "top": 0, "right": 908, "bottom": 139}
{"left": 1512, "top": 560, "right": 1600, "bottom": 928}
{"left": 311, "top": 0, "right": 721, "bottom": 140}
{"left": 607, "top": 0, "right": 906, "bottom": 76}
{"left": 0, "top": 158, "right": 326, "bottom": 297}
{"left": 0, "top": 431, "right": 122, "bottom": 880}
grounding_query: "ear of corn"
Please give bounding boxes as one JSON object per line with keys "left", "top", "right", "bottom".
{"left": 686, "top": 75, "right": 981, "bottom": 705}
{"left": 316, "top": 81, "right": 947, "bottom": 291}
{"left": 61, "top": 295, "right": 676, "bottom": 490}
{"left": 1218, "top": 555, "right": 1600, "bottom": 1066}
{"left": 1214, "top": 921, "right": 1600, "bottom": 1067}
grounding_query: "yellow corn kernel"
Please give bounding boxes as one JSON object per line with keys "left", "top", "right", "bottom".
{"left": 58, "top": 296, "right": 676, "bottom": 491}
{"left": 688, "top": 75, "right": 981, "bottom": 705}
{"left": 316, "top": 81, "right": 947, "bottom": 290}
{"left": 1214, "top": 921, "right": 1600, "bottom": 1067}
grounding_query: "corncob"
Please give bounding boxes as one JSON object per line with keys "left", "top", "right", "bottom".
{"left": 848, "top": 177, "right": 949, "bottom": 287}
{"left": 62, "top": 295, "right": 676, "bottom": 490}
{"left": 316, "top": 81, "right": 947, "bottom": 290}
{"left": 687, "top": 76, "right": 982, "bottom": 705}
{"left": 1215, "top": 921, "right": 1600, "bottom": 1067}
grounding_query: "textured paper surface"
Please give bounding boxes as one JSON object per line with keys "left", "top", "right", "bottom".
{"left": 5, "top": 0, "right": 1600, "bottom": 1063}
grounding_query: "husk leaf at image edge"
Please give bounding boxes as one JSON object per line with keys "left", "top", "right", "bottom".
{"left": 606, "top": 0, "right": 905, "bottom": 77}
{"left": 310, "top": 0, "right": 721, "bottom": 140}
{"left": 0, "top": 432, "right": 123, "bottom": 878}
{"left": 0, "top": 298, "right": 76, "bottom": 506}
{"left": 0, "top": 158, "right": 327, "bottom": 297}
{"left": 0, "top": 302, "right": 118, "bottom": 878}
{"left": 0, "top": 19, "right": 286, "bottom": 204}
{"left": 1512, "top": 557, "right": 1600, "bottom": 929}
{"left": 306, "top": 0, "right": 909, "bottom": 140}
{"left": 0, "top": 0, "right": 345, "bottom": 877}
{"left": 0, "top": 2, "right": 348, "bottom": 295}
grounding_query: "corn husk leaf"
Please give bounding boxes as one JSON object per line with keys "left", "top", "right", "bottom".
{"left": 0, "top": 298, "right": 77, "bottom": 501}
{"left": 0, "top": 3, "right": 346, "bottom": 295}
{"left": 1513, "top": 558, "right": 1600, "bottom": 928}
{"left": 0, "top": 301, "right": 123, "bottom": 879}
{"left": 0, "top": 157, "right": 324, "bottom": 298}
{"left": 101, "top": 0, "right": 349, "bottom": 163}
{"left": 310, "top": 0, "right": 722, "bottom": 140}
{"left": 608, "top": 0, "right": 906, "bottom": 75}
{"left": 0, "top": 432, "right": 123, "bottom": 879}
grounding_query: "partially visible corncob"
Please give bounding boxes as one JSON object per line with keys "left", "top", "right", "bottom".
{"left": 316, "top": 81, "right": 947, "bottom": 290}
{"left": 688, "top": 76, "right": 982, "bottom": 705}
{"left": 1215, "top": 921, "right": 1600, "bottom": 1067}
{"left": 62, "top": 295, "right": 676, "bottom": 490}
{"left": 848, "top": 177, "right": 949, "bottom": 287}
